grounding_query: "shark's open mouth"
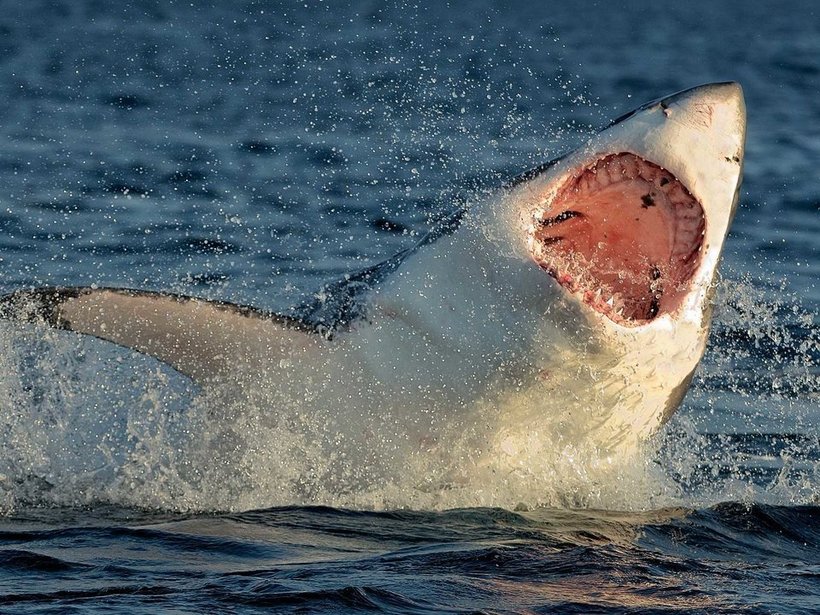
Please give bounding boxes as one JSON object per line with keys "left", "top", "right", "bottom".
{"left": 532, "top": 152, "right": 705, "bottom": 326}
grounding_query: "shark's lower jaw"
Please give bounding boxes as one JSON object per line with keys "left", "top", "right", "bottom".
{"left": 532, "top": 152, "right": 705, "bottom": 327}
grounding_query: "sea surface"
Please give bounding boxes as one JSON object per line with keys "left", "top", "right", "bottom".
{"left": 0, "top": 1, "right": 817, "bottom": 613}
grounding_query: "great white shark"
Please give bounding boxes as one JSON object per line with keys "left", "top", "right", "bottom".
{"left": 0, "top": 83, "right": 746, "bottom": 478}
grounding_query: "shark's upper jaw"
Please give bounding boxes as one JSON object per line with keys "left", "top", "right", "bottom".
{"left": 524, "top": 82, "right": 746, "bottom": 328}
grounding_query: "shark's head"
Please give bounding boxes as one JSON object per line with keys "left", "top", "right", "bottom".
{"left": 486, "top": 83, "right": 746, "bottom": 442}
{"left": 524, "top": 82, "right": 745, "bottom": 329}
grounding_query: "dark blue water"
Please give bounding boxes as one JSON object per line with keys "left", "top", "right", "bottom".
{"left": 0, "top": 1, "right": 817, "bottom": 612}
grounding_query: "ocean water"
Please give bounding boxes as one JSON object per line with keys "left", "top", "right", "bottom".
{"left": 0, "top": 1, "right": 817, "bottom": 613}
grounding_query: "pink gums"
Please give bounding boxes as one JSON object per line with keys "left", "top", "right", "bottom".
{"left": 533, "top": 153, "right": 705, "bottom": 325}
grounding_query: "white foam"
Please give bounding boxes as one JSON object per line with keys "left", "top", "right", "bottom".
{"left": 0, "top": 272, "right": 815, "bottom": 514}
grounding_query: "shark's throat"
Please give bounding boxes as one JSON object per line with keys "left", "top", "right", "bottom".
{"left": 532, "top": 152, "right": 705, "bottom": 326}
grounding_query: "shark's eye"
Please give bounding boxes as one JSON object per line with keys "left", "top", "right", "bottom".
{"left": 532, "top": 152, "right": 705, "bottom": 325}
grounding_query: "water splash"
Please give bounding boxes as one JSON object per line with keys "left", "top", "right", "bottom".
{"left": 658, "top": 269, "right": 818, "bottom": 507}
{"left": 0, "top": 270, "right": 814, "bottom": 514}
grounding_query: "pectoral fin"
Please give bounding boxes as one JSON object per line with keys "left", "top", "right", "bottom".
{"left": 0, "top": 287, "right": 323, "bottom": 383}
